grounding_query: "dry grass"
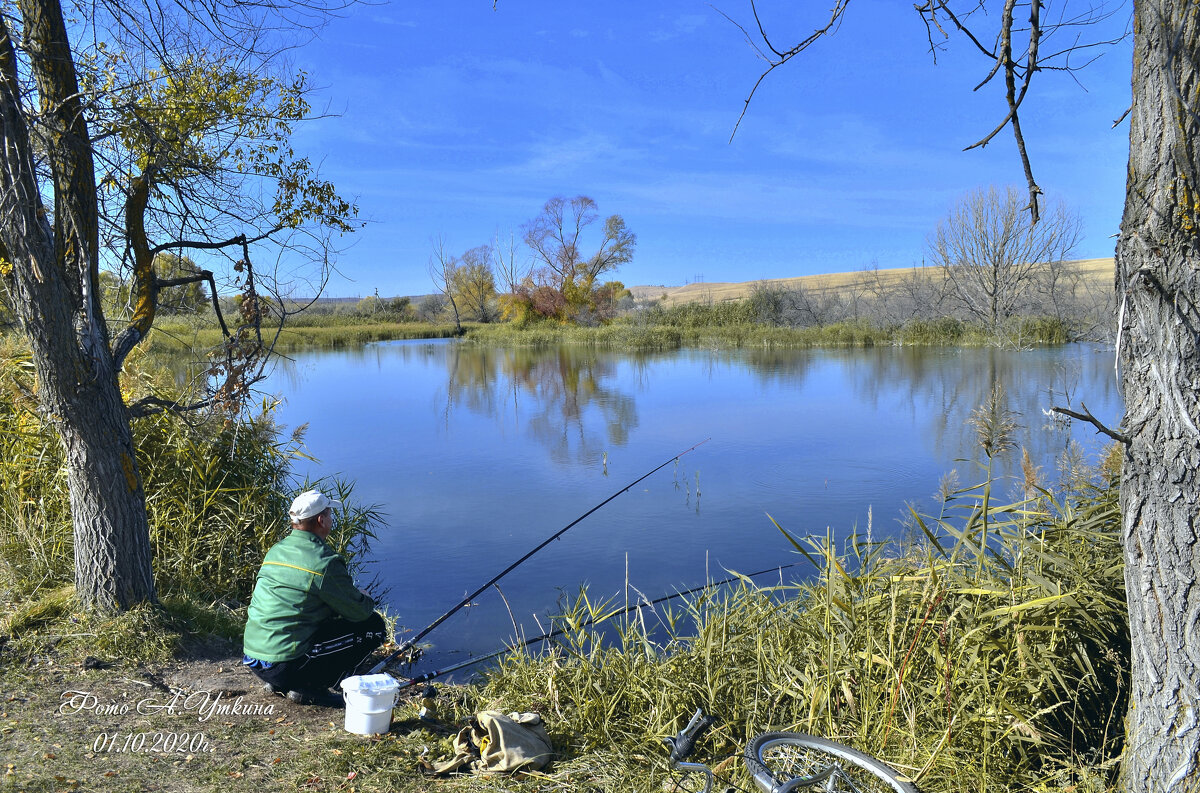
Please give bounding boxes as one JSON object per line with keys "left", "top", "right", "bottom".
{"left": 629, "top": 258, "right": 1114, "bottom": 307}
{"left": 0, "top": 340, "right": 384, "bottom": 605}
{"left": 480, "top": 451, "right": 1126, "bottom": 793}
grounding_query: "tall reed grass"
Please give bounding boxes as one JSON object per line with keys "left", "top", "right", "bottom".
{"left": 143, "top": 303, "right": 1073, "bottom": 354}
{"left": 464, "top": 320, "right": 895, "bottom": 350}
{"left": 0, "top": 339, "right": 383, "bottom": 607}
{"left": 145, "top": 319, "right": 460, "bottom": 355}
{"left": 464, "top": 315, "right": 1073, "bottom": 351}
{"left": 477, "top": 449, "right": 1125, "bottom": 793}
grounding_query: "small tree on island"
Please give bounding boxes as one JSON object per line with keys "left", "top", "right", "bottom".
{"left": 514, "top": 196, "right": 636, "bottom": 324}
{"left": 452, "top": 245, "right": 499, "bottom": 322}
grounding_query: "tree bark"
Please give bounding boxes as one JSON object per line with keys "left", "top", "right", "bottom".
{"left": 60, "top": 368, "right": 156, "bottom": 609}
{"left": 1117, "top": 0, "right": 1200, "bottom": 787}
{"left": 0, "top": 0, "right": 156, "bottom": 610}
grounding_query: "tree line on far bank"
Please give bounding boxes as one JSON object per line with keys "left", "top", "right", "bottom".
{"left": 322, "top": 185, "right": 1112, "bottom": 343}
{"left": 629, "top": 186, "right": 1109, "bottom": 343}
{"left": 649, "top": 189, "right": 1112, "bottom": 343}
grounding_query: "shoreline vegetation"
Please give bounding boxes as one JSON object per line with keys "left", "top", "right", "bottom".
{"left": 0, "top": 263, "right": 1125, "bottom": 792}
{"left": 130, "top": 257, "right": 1114, "bottom": 355}
{"left": 145, "top": 314, "right": 1075, "bottom": 357}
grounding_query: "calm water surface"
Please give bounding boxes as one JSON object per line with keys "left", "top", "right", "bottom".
{"left": 261, "top": 341, "right": 1122, "bottom": 673}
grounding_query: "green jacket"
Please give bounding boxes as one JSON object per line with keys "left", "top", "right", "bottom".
{"left": 242, "top": 529, "right": 376, "bottom": 662}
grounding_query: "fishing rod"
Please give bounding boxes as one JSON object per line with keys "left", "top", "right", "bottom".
{"left": 388, "top": 560, "right": 802, "bottom": 690}
{"left": 369, "top": 438, "right": 710, "bottom": 675}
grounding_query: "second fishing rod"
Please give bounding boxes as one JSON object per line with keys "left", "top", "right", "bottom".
{"left": 369, "top": 438, "right": 710, "bottom": 674}
{"left": 389, "top": 560, "right": 803, "bottom": 691}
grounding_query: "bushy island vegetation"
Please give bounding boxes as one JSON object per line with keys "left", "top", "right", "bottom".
{"left": 0, "top": 324, "right": 1126, "bottom": 792}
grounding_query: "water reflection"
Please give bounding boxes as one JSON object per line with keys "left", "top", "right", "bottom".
{"left": 262, "top": 341, "right": 1121, "bottom": 511}
{"left": 741, "top": 347, "right": 817, "bottom": 386}
{"left": 257, "top": 341, "right": 1122, "bottom": 671}
{"left": 477, "top": 348, "right": 639, "bottom": 464}
{"left": 837, "top": 346, "right": 1120, "bottom": 483}
{"left": 272, "top": 343, "right": 646, "bottom": 466}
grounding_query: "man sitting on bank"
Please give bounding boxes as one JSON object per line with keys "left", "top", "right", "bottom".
{"left": 242, "top": 489, "right": 386, "bottom": 708}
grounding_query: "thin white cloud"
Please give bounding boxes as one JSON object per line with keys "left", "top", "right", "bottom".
{"left": 675, "top": 14, "right": 708, "bottom": 34}
{"left": 650, "top": 12, "right": 711, "bottom": 41}
{"left": 366, "top": 14, "right": 417, "bottom": 27}
{"left": 512, "top": 134, "right": 630, "bottom": 175}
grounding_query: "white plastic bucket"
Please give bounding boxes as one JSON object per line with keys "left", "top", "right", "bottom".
{"left": 339, "top": 674, "right": 400, "bottom": 735}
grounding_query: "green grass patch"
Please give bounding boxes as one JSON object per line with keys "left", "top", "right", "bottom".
{"left": 0, "top": 587, "right": 244, "bottom": 665}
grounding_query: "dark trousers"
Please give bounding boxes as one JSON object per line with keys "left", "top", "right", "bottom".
{"left": 250, "top": 612, "right": 387, "bottom": 693}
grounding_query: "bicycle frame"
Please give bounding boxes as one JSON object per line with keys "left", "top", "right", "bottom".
{"left": 674, "top": 760, "right": 716, "bottom": 792}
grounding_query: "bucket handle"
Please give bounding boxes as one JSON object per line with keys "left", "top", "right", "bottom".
{"left": 340, "top": 685, "right": 401, "bottom": 709}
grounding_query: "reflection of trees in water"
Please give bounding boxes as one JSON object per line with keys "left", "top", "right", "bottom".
{"left": 159, "top": 349, "right": 212, "bottom": 392}
{"left": 262, "top": 341, "right": 1119, "bottom": 488}
{"left": 517, "top": 350, "right": 638, "bottom": 465}
{"left": 256, "top": 341, "right": 644, "bottom": 467}
{"left": 675, "top": 347, "right": 816, "bottom": 392}
{"left": 445, "top": 345, "right": 643, "bottom": 465}
{"left": 741, "top": 348, "right": 816, "bottom": 389}
{"left": 842, "top": 346, "right": 1121, "bottom": 483}
{"left": 268, "top": 341, "right": 446, "bottom": 394}
{"left": 443, "top": 344, "right": 507, "bottom": 422}
{"left": 729, "top": 344, "right": 1121, "bottom": 491}
{"left": 434, "top": 342, "right": 1120, "bottom": 476}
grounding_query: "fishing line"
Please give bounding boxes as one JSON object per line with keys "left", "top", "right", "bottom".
{"left": 388, "top": 560, "right": 801, "bottom": 689}
{"left": 368, "top": 438, "right": 711, "bottom": 674}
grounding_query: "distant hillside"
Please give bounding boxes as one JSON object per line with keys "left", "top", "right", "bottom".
{"left": 629, "top": 257, "right": 1114, "bottom": 307}
{"left": 282, "top": 294, "right": 434, "bottom": 306}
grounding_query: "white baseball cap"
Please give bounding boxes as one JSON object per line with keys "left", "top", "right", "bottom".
{"left": 288, "top": 489, "right": 343, "bottom": 522}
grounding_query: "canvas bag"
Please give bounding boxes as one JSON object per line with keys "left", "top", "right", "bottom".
{"left": 427, "top": 711, "right": 553, "bottom": 775}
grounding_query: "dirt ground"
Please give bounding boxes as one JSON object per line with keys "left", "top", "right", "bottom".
{"left": 0, "top": 637, "right": 465, "bottom": 793}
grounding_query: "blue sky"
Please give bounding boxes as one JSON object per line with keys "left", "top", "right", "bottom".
{"left": 290, "top": 1, "right": 1133, "bottom": 298}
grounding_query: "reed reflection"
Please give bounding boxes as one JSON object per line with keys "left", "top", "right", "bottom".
{"left": 852, "top": 346, "right": 1119, "bottom": 477}
{"left": 733, "top": 344, "right": 1120, "bottom": 488}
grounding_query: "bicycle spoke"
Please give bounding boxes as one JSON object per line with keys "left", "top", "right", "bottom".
{"left": 760, "top": 742, "right": 892, "bottom": 793}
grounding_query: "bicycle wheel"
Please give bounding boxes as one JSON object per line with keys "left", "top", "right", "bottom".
{"left": 744, "top": 731, "right": 919, "bottom": 793}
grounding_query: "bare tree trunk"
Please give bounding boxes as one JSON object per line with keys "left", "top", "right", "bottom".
{"left": 1118, "top": 0, "right": 1200, "bottom": 786}
{"left": 12, "top": 240, "right": 157, "bottom": 610}
{"left": 60, "top": 375, "right": 156, "bottom": 609}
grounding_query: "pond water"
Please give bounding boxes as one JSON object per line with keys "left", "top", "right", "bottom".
{"left": 260, "top": 341, "right": 1122, "bottom": 674}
